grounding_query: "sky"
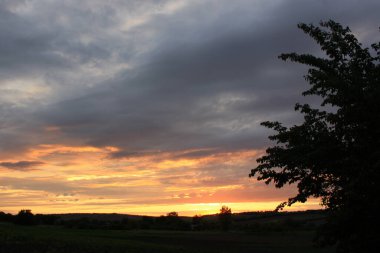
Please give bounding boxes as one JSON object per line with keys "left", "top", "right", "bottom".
{"left": 1, "top": 0, "right": 379, "bottom": 216}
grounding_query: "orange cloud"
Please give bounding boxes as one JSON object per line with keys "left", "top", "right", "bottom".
{"left": 0, "top": 144, "right": 320, "bottom": 215}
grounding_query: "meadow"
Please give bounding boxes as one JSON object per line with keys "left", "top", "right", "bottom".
{"left": 0, "top": 222, "right": 334, "bottom": 253}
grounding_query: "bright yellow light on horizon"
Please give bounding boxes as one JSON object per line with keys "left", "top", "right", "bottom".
{"left": 1, "top": 200, "right": 322, "bottom": 216}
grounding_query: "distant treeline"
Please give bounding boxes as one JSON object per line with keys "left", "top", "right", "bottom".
{"left": 0, "top": 209, "right": 325, "bottom": 232}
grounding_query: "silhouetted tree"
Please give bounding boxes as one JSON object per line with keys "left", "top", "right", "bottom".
{"left": 166, "top": 211, "right": 178, "bottom": 217}
{"left": 218, "top": 206, "right": 232, "bottom": 231}
{"left": 250, "top": 20, "right": 380, "bottom": 252}
{"left": 15, "top": 209, "right": 35, "bottom": 225}
{"left": 153, "top": 211, "right": 190, "bottom": 230}
{"left": 0, "top": 211, "right": 14, "bottom": 223}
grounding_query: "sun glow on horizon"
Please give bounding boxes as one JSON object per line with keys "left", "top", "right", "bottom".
{"left": 0, "top": 119, "right": 320, "bottom": 218}
{"left": 0, "top": 143, "right": 321, "bottom": 216}
{"left": 1, "top": 200, "right": 322, "bottom": 216}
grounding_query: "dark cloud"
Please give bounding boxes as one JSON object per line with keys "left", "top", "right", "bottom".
{"left": 0, "top": 161, "right": 44, "bottom": 171}
{"left": 0, "top": 4, "right": 69, "bottom": 78}
{"left": 29, "top": 0, "right": 379, "bottom": 158}
{"left": 172, "top": 149, "right": 220, "bottom": 159}
{"left": 108, "top": 150, "right": 156, "bottom": 159}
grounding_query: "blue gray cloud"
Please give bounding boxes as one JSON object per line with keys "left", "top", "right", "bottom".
{"left": 1, "top": 0, "right": 380, "bottom": 157}
{"left": 0, "top": 160, "right": 44, "bottom": 171}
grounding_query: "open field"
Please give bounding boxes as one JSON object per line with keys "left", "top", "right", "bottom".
{"left": 0, "top": 223, "right": 334, "bottom": 253}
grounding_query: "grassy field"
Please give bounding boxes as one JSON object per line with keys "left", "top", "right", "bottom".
{"left": 0, "top": 223, "right": 334, "bottom": 253}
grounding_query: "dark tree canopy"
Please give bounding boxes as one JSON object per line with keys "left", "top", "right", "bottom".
{"left": 250, "top": 20, "right": 379, "bottom": 252}
{"left": 15, "top": 209, "right": 35, "bottom": 226}
{"left": 218, "top": 205, "right": 232, "bottom": 231}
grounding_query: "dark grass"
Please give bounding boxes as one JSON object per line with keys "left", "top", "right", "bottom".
{"left": 0, "top": 223, "right": 335, "bottom": 253}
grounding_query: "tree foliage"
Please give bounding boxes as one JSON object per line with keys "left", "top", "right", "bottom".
{"left": 15, "top": 209, "right": 35, "bottom": 226}
{"left": 218, "top": 205, "right": 232, "bottom": 231}
{"left": 249, "top": 20, "right": 380, "bottom": 252}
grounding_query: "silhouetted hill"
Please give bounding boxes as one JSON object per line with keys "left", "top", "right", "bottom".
{"left": 1, "top": 209, "right": 326, "bottom": 231}
{"left": 56, "top": 213, "right": 142, "bottom": 221}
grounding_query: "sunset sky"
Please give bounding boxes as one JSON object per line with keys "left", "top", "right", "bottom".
{"left": 1, "top": 0, "right": 379, "bottom": 216}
